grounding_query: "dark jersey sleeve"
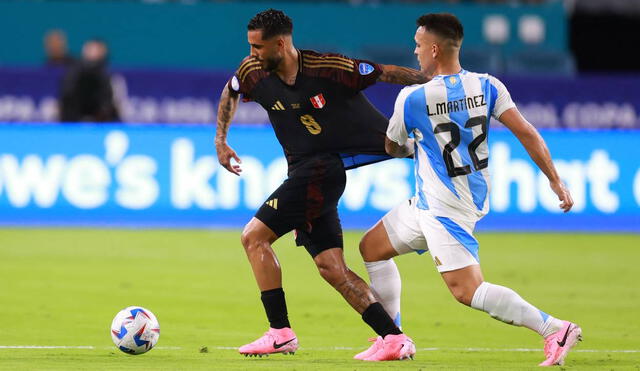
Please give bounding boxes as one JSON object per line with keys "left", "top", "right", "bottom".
{"left": 227, "top": 56, "right": 268, "bottom": 101}
{"left": 301, "top": 50, "right": 383, "bottom": 92}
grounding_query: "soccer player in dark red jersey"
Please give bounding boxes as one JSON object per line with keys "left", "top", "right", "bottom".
{"left": 215, "top": 9, "right": 427, "bottom": 359}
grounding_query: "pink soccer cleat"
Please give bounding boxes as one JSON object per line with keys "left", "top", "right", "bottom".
{"left": 364, "top": 333, "right": 416, "bottom": 361}
{"left": 238, "top": 327, "right": 298, "bottom": 357}
{"left": 353, "top": 336, "right": 383, "bottom": 360}
{"left": 539, "top": 321, "right": 582, "bottom": 366}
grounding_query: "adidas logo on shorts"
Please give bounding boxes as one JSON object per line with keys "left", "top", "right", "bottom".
{"left": 265, "top": 199, "right": 278, "bottom": 210}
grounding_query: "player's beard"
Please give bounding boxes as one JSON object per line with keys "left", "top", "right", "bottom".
{"left": 262, "top": 55, "right": 283, "bottom": 72}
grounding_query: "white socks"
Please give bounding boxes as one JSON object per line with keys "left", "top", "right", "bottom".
{"left": 471, "top": 282, "right": 563, "bottom": 338}
{"left": 363, "top": 262, "right": 563, "bottom": 338}
{"left": 364, "top": 259, "right": 402, "bottom": 328}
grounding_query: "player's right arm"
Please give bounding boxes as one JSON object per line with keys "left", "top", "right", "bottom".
{"left": 215, "top": 81, "right": 242, "bottom": 175}
{"left": 216, "top": 57, "right": 267, "bottom": 175}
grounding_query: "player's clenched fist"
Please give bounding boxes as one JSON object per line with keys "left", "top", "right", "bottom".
{"left": 550, "top": 180, "right": 574, "bottom": 213}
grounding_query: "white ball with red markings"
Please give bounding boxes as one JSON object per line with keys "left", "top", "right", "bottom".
{"left": 110, "top": 306, "right": 160, "bottom": 355}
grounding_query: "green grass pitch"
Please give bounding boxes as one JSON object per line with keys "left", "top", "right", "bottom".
{"left": 0, "top": 229, "right": 638, "bottom": 370}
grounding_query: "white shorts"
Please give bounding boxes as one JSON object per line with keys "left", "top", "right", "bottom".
{"left": 381, "top": 198, "right": 480, "bottom": 272}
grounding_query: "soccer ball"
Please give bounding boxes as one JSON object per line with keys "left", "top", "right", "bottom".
{"left": 110, "top": 306, "right": 160, "bottom": 355}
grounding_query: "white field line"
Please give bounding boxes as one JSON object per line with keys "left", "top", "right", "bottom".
{"left": 0, "top": 346, "right": 181, "bottom": 350}
{"left": 0, "top": 346, "right": 95, "bottom": 349}
{"left": 0, "top": 345, "right": 638, "bottom": 353}
{"left": 214, "top": 346, "right": 640, "bottom": 353}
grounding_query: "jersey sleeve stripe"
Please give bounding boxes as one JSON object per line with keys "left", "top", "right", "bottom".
{"left": 303, "top": 54, "right": 354, "bottom": 66}
{"left": 239, "top": 66, "right": 262, "bottom": 82}
{"left": 303, "top": 53, "right": 353, "bottom": 61}
{"left": 302, "top": 63, "right": 354, "bottom": 72}
{"left": 238, "top": 57, "right": 259, "bottom": 68}
{"left": 303, "top": 58, "right": 354, "bottom": 69}
{"left": 237, "top": 60, "right": 261, "bottom": 78}
{"left": 304, "top": 54, "right": 353, "bottom": 63}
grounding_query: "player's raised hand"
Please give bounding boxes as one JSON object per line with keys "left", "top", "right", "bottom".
{"left": 216, "top": 142, "right": 242, "bottom": 176}
{"left": 550, "top": 180, "right": 573, "bottom": 213}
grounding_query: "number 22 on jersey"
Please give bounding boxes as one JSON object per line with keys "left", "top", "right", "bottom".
{"left": 433, "top": 115, "right": 487, "bottom": 178}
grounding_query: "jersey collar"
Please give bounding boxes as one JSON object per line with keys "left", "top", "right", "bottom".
{"left": 297, "top": 49, "right": 303, "bottom": 74}
{"left": 432, "top": 68, "right": 467, "bottom": 80}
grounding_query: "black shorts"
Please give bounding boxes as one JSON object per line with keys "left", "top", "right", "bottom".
{"left": 255, "top": 153, "right": 346, "bottom": 257}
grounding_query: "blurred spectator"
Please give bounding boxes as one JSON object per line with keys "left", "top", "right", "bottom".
{"left": 59, "top": 39, "right": 120, "bottom": 122}
{"left": 44, "top": 29, "right": 76, "bottom": 67}
{"left": 347, "top": 0, "right": 552, "bottom": 3}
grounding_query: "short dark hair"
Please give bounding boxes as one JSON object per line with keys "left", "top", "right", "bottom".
{"left": 416, "top": 13, "right": 464, "bottom": 44}
{"left": 247, "top": 9, "right": 293, "bottom": 40}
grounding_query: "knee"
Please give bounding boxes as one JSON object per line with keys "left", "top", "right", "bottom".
{"left": 240, "top": 227, "right": 251, "bottom": 248}
{"left": 358, "top": 237, "right": 368, "bottom": 259}
{"left": 240, "top": 226, "right": 265, "bottom": 253}
{"left": 316, "top": 261, "right": 348, "bottom": 287}
{"left": 448, "top": 281, "right": 476, "bottom": 306}
{"left": 359, "top": 234, "right": 377, "bottom": 262}
{"left": 359, "top": 226, "right": 396, "bottom": 262}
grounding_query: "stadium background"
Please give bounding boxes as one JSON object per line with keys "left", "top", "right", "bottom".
{"left": 1, "top": 0, "right": 639, "bottom": 369}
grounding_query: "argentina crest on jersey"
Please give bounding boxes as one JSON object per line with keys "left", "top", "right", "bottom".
{"left": 358, "top": 63, "right": 374, "bottom": 75}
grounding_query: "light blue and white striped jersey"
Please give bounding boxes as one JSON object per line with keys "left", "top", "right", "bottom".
{"left": 387, "top": 70, "right": 516, "bottom": 221}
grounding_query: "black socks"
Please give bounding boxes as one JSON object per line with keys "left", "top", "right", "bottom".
{"left": 260, "top": 288, "right": 291, "bottom": 329}
{"left": 362, "top": 302, "right": 402, "bottom": 337}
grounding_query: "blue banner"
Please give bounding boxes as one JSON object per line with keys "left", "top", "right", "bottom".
{"left": 0, "top": 124, "right": 638, "bottom": 231}
{"left": 1, "top": 68, "right": 639, "bottom": 129}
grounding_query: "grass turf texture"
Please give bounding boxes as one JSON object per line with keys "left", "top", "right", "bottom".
{"left": 0, "top": 229, "right": 638, "bottom": 370}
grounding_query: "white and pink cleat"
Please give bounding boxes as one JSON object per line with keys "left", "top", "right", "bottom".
{"left": 539, "top": 321, "right": 582, "bottom": 366}
{"left": 361, "top": 333, "right": 416, "bottom": 361}
{"left": 238, "top": 327, "right": 298, "bottom": 357}
{"left": 353, "top": 336, "right": 383, "bottom": 360}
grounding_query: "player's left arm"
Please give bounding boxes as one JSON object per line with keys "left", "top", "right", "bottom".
{"left": 499, "top": 107, "right": 574, "bottom": 212}
{"left": 378, "top": 64, "right": 429, "bottom": 85}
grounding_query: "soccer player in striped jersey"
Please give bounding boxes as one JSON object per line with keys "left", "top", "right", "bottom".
{"left": 356, "top": 13, "right": 582, "bottom": 365}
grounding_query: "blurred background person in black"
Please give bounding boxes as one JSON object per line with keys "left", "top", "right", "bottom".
{"left": 43, "top": 29, "right": 75, "bottom": 68}
{"left": 59, "top": 38, "right": 120, "bottom": 122}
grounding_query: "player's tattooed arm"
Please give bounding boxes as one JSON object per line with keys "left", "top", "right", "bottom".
{"left": 385, "top": 137, "right": 415, "bottom": 158}
{"left": 378, "top": 64, "right": 429, "bottom": 85}
{"left": 215, "top": 83, "right": 243, "bottom": 175}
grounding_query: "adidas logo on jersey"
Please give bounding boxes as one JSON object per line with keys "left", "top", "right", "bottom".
{"left": 271, "top": 101, "right": 285, "bottom": 111}
{"left": 265, "top": 198, "right": 279, "bottom": 210}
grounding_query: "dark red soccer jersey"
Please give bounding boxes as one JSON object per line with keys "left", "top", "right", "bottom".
{"left": 228, "top": 50, "right": 390, "bottom": 169}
